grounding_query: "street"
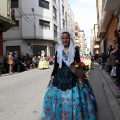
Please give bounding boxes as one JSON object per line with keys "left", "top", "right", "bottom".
{"left": 0, "top": 65, "right": 116, "bottom": 120}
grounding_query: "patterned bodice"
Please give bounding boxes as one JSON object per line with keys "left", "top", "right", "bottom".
{"left": 52, "top": 51, "right": 78, "bottom": 91}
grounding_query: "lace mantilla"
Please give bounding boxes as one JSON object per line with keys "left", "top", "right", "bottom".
{"left": 57, "top": 29, "right": 75, "bottom": 68}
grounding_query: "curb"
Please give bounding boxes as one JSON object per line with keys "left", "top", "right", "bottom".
{"left": 96, "top": 64, "right": 120, "bottom": 120}
{"left": 0, "top": 72, "right": 19, "bottom": 77}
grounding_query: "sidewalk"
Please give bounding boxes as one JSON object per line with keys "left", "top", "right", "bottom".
{"left": 95, "top": 63, "right": 120, "bottom": 120}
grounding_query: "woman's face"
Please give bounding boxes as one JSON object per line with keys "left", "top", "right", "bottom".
{"left": 61, "top": 33, "right": 70, "bottom": 47}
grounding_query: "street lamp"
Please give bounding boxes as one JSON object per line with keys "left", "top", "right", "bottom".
{"left": 31, "top": 8, "right": 36, "bottom": 41}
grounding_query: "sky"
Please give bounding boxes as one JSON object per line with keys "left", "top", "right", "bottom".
{"left": 69, "top": 0, "right": 97, "bottom": 36}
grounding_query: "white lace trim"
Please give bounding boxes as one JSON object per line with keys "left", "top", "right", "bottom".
{"left": 57, "top": 29, "right": 75, "bottom": 68}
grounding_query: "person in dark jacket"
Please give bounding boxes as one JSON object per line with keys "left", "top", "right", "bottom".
{"left": 13, "top": 51, "right": 19, "bottom": 72}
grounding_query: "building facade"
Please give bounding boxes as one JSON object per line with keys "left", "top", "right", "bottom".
{"left": 3, "top": 0, "right": 66, "bottom": 56}
{"left": 74, "top": 22, "right": 80, "bottom": 47}
{"left": 0, "top": 0, "right": 15, "bottom": 56}
{"left": 97, "top": 0, "right": 120, "bottom": 54}
{"left": 64, "top": 0, "right": 75, "bottom": 34}
{"left": 79, "top": 30, "right": 85, "bottom": 55}
{"left": 92, "top": 24, "right": 100, "bottom": 55}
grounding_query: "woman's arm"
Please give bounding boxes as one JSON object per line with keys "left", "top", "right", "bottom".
{"left": 111, "top": 44, "right": 118, "bottom": 55}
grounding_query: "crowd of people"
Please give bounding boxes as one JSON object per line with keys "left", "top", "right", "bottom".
{"left": 3, "top": 51, "right": 55, "bottom": 75}
{"left": 99, "top": 30, "right": 120, "bottom": 98}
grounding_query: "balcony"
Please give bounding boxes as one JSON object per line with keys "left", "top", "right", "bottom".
{"left": 104, "top": 0, "right": 120, "bottom": 11}
{"left": 95, "top": 38, "right": 100, "bottom": 44}
{"left": 98, "top": 22, "right": 106, "bottom": 38}
{"left": 75, "top": 40, "right": 79, "bottom": 43}
{"left": 102, "top": 11, "right": 113, "bottom": 28}
{"left": 98, "top": 10, "right": 113, "bottom": 38}
{"left": 94, "top": 44, "right": 99, "bottom": 49}
{"left": 0, "top": 15, "right": 15, "bottom": 32}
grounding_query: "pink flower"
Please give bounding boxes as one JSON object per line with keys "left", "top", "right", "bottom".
{"left": 55, "top": 90, "right": 59, "bottom": 92}
{"left": 54, "top": 98, "right": 58, "bottom": 101}
{"left": 63, "top": 111, "right": 67, "bottom": 115}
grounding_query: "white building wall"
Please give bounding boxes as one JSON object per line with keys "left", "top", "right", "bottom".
{"left": 3, "top": 0, "right": 66, "bottom": 56}
{"left": 64, "top": 0, "right": 75, "bottom": 34}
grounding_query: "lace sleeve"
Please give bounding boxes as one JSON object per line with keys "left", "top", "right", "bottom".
{"left": 51, "top": 52, "right": 59, "bottom": 76}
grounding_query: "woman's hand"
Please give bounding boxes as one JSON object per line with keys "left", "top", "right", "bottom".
{"left": 51, "top": 76, "right": 54, "bottom": 83}
{"left": 78, "top": 77, "right": 84, "bottom": 87}
{"left": 115, "top": 60, "right": 120, "bottom": 64}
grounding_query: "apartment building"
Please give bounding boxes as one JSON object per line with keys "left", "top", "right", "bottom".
{"left": 3, "top": 0, "right": 66, "bottom": 56}
{"left": 64, "top": 0, "right": 75, "bottom": 34}
{"left": 74, "top": 22, "right": 80, "bottom": 47}
{"left": 97, "top": 0, "right": 120, "bottom": 53}
{"left": 92, "top": 24, "right": 100, "bottom": 55}
{"left": 84, "top": 38, "right": 87, "bottom": 54}
{"left": 0, "top": 0, "right": 15, "bottom": 57}
{"left": 79, "top": 30, "right": 85, "bottom": 55}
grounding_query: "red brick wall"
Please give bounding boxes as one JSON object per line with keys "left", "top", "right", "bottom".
{"left": 0, "top": 30, "right": 3, "bottom": 56}
{"left": 107, "top": 17, "right": 118, "bottom": 47}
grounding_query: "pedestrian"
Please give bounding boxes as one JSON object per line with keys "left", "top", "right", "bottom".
{"left": 106, "top": 44, "right": 114, "bottom": 72}
{"left": 13, "top": 51, "right": 19, "bottom": 72}
{"left": 19, "top": 52, "right": 26, "bottom": 72}
{"left": 114, "top": 30, "right": 120, "bottom": 94}
{"left": 8, "top": 52, "right": 14, "bottom": 74}
{"left": 4, "top": 51, "right": 9, "bottom": 73}
{"left": 32, "top": 55, "right": 37, "bottom": 68}
{"left": 91, "top": 55, "right": 94, "bottom": 69}
{"left": 41, "top": 29, "right": 97, "bottom": 120}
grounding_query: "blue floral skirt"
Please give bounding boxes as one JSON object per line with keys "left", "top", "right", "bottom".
{"left": 41, "top": 80, "right": 97, "bottom": 120}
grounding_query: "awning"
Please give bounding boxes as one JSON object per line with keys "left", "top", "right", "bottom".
{"left": 98, "top": 27, "right": 106, "bottom": 38}
{"left": 0, "top": 15, "right": 15, "bottom": 32}
{"left": 104, "top": 0, "right": 120, "bottom": 11}
{"left": 95, "top": 38, "right": 101, "bottom": 44}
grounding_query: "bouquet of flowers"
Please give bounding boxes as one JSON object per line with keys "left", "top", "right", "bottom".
{"left": 70, "top": 62, "right": 89, "bottom": 86}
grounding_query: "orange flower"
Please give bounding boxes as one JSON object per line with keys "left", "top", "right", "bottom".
{"left": 78, "top": 62, "right": 85, "bottom": 67}
{"left": 81, "top": 63, "right": 85, "bottom": 67}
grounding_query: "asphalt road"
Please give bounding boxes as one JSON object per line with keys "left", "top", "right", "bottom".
{"left": 0, "top": 66, "right": 115, "bottom": 120}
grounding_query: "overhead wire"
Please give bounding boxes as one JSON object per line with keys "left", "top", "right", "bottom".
{"left": 18, "top": 7, "right": 35, "bottom": 24}
{"left": 15, "top": 8, "right": 34, "bottom": 26}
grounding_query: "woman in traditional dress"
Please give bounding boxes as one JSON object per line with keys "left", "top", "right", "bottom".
{"left": 41, "top": 29, "right": 97, "bottom": 120}
{"left": 38, "top": 50, "right": 49, "bottom": 69}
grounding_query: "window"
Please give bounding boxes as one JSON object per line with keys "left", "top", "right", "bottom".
{"left": 63, "top": 19, "right": 65, "bottom": 28}
{"left": 39, "top": 0, "right": 49, "bottom": 9}
{"left": 11, "top": 20, "right": 19, "bottom": 29}
{"left": 50, "top": 47, "right": 55, "bottom": 56}
{"left": 75, "top": 26, "right": 78, "bottom": 30}
{"left": 53, "top": 0, "right": 56, "bottom": 3}
{"left": 33, "top": 45, "right": 47, "bottom": 56}
{"left": 11, "top": 0, "right": 19, "bottom": 8}
{"left": 53, "top": 6, "right": 57, "bottom": 20}
{"left": 75, "top": 33, "right": 78, "bottom": 37}
{"left": 6, "top": 46, "right": 20, "bottom": 54}
{"left": 62, "top": 5, "right": 64, "bottom": 15}
{"left": 39, "top": 20, "right": 50, "bottom": 29}
{"left": 54, "top": 24, "right": 57, "bottom": 38}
